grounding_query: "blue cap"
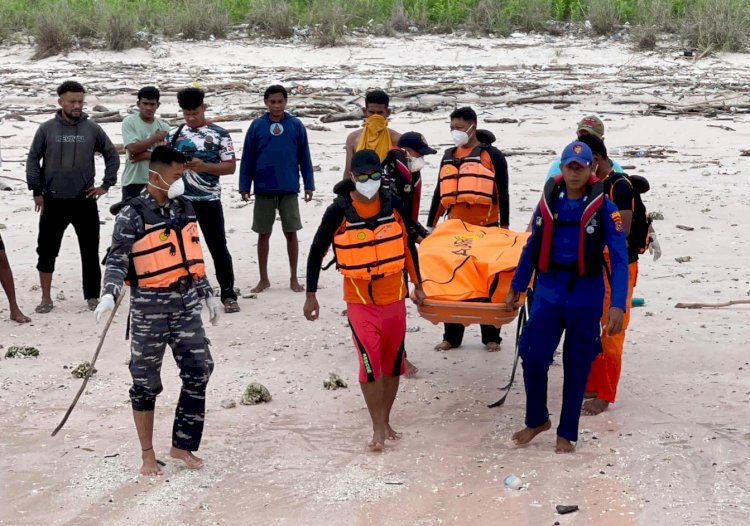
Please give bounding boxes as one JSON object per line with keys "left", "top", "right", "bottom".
{"left": 560, "top": 141, "right": 593, "bottom": 167}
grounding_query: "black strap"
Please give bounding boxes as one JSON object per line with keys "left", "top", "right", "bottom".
{"left": 488, "top": 286, "right": 531, "bottom": 408}
{"left": 170, "top": 124, "right": 186, "bottom": 149}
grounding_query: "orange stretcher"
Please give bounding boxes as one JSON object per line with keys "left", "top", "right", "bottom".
{"left": 417, "top": 219, "right": 529, "bottom": 328}
{"left": 416, "top": 220, "right": 531, "bottom": 407}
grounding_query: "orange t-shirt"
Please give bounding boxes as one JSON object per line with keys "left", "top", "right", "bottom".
{"left": 446, "top": 147, "right": 499, "bottom": 226}
{"left": 340, "top": 193, "right": 418, "bottom": 305}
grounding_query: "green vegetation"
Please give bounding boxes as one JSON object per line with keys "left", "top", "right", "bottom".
{"left": 0, "top": 0, "right": 746, "bottom": 54}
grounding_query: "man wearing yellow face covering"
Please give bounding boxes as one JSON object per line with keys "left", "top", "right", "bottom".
{"left": 343, "top": 90, "right": 401, "bottom": 179}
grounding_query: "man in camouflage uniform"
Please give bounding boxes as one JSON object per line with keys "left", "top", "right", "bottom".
{"left": 96, "top": 146, "right": 221, "bottom": 476}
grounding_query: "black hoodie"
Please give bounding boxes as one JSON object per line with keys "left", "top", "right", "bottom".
{"left": 26, "top": 110, "right": 120, "bottom": 199}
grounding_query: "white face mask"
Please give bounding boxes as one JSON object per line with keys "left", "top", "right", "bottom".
{"left": 167, "top": 177, "right": 185, "bottom": 199}
{"left": 148, "top": 170, "right": 185, "bottom": 199}
{"left": 354, "top": 178, "right": 380, "bottom": 199}
{"left": 407, "top": 156, "right": 425, "bottom": 173}
{"left": 451, "top": 124, "right": 474, "bottom": 147}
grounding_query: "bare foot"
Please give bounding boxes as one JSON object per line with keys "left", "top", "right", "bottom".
{"left": 290, "top": 279, "right": 304, "bottom": 292}
{"left": 582, "top": 398, "right": 610, "bottom": 416}
{"left": 86, "top": 298, "right": 99, "bottom": 311}
{"left": 368, "top": 427, "right": 386, "bottom": 452}
{"left": 250, "top": 280, "right": 271, "bottom": 293}
{"left": 385, "top": 424, "right": 401, "bottom": 441}
{"left": 404, "top": 358, "right": 418, "bottom": 378}
{"left": 555, "top": 436, "right": 576, "bottom": 454}
{"left": 433, "top": 340, "right": 455, "bottom": 352}
{"left": 140, "top": 449, "right": 163, "bottom": 477}
{"left": 512, "top": 420, "right": 551, "bottom": 446}
{"left": 485, "top": 342, "right": 501, "bottom": 352}
{"left": 10, "top": 308, "right": 31, "bottom": 323}
{"left": 169, "top": 447, "right": 204, "bottom": 469}
{"left": 584, "top": 391, "right": 597, "bottom": 399}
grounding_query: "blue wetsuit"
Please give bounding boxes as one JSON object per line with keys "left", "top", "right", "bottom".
{"left": 511, "top": 187, "right": 628, "bottom": 442}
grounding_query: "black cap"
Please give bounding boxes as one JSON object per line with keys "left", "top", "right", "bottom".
{"left": 398, "top": 132, "right": 437, "bottom": 155}
{"left": 351, "top": 149, "right": 382, "bottom": 174}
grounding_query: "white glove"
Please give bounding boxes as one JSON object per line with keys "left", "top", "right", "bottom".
{"left": 206, "top": 296, "right": 221, "bottom": 326}
{"left": 95, "top": 294, "right": 116, "bottom": 323}
{"left": 649, "top": 233, "right": 662, "bottom": 262}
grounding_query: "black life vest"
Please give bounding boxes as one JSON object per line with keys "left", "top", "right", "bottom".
{"left": 604, "top": 172, "right": 651, "bottom": 260}
{"left": 531, "top": 175, "right": 606, "bottom": 277}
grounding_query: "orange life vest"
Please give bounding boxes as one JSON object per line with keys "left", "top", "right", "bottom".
{"left": 332, "top": 191, "right": 406, "bottom": 280}
{"left": 126, "top": 200, "right": 206, "bottom": 288}
{"left": 438, "top": 146, "right": 496, "bottom": 209}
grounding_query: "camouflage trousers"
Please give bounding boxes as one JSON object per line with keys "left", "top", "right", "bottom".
{"left": 129, "top": 301, "right": 214, "bottom": 451}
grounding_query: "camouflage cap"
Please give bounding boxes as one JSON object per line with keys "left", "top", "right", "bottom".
{"left": 576, "top": 115, "right": 605, "bottom": 139}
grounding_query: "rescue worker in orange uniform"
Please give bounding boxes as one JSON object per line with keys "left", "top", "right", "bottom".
{"left": 95, "top": 146, "right": 221, "bottom": 477}
{"left": 305, "top": 150, "right": 426, "bottom": 452}
{"left": 577, "top": 135, "right": 640, "bottom": 415}
{"left": 427, "top": 107, "right": 510, "bottom": 352}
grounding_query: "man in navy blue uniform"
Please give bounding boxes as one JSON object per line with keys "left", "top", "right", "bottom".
{"left": 504, "top": 141, "right": 629, "bottom": 454}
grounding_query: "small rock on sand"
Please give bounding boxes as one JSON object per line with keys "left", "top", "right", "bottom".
{"left": 71, "top": 361, "right": 97, "bottom": 379}
{"left": 323, "top": 373, "right": 348, "bottom": 390}
{"left": 220, "top": 399, "right": 236, "bottom": 409}
{"left": 240, "top": 383, "right": 272, "bottom": 405}
{"left": 5, "top": 346, "right": 40, "bottom": 358}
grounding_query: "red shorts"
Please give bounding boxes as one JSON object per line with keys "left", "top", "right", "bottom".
{"left": 347, "top": 300, "right": 406, "bottom": 383}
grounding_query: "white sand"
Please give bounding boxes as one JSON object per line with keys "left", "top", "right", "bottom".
{"left": 1, "top": 34, "right": 749, "bottom": 525}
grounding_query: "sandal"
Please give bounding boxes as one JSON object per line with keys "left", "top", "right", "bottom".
{"left": 223, "top": 298, "right": 240, "bottom": 314}
{"left": 35, "top": 302, "right": 54, "bottom": 314}
{"left": 87, "top": 298, "right": 99, "bottom": 311}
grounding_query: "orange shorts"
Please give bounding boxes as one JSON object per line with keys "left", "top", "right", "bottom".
{"left": 348, "top": 300, "right": 406, "bottom": 383}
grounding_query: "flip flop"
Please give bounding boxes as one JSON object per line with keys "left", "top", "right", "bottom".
{"left": 223, "top": 298, "right": 240, "bottom": 314}
{"left": 35, "top": 302, "right": 54, "bottom": 314}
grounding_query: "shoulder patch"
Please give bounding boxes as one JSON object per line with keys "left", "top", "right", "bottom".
{"left": 610, "top": 210, "right": 623, "bottom": 233}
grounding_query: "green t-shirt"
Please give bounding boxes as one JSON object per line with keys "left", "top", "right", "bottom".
{"left": 120, "top": 114, "right": 171, "bottom": 186}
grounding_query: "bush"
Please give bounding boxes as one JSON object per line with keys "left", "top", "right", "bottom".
{"left": 33, "top": 7, "right": 74, "bottom": 59}
{"left": 309, "top": 0, "right": 348, "bottom": 47}
{"left": 508, "top": 0, "right": 553, "bottom": 33}
{"left": 680, "top": 0, "right": 749, "bottom": 53}
{"left": 390, "top": 0, "right": 411, "bottom": 33}
{"left": 102, "top": 6, "right": 138, "bottom": 51}
{"left": 468, "top": 0, "right": 511, "bottom": 36}
{"left": 166, "top": 0, "right": 231, "bottom": 39}
{"left": 633, "top": 26, "right": 657, "bottom": 49}
{"left": 248, "top": 0, "right": 294, "bottom": 39}
{"left": 586, "top": 0, "right": 622, "bottom": 35}
{"left": 635, "top": 0, "right": 677, "bottom": 31}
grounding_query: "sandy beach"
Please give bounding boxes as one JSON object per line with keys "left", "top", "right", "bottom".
{"left": 1, "top": 33, "right": 749, "bottom": 525}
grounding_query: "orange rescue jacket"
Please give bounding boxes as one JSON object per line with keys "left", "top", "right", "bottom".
{"left": 438, "top": 146, "right": 496, "bottom": 209}
{"left": 332, "top": 190, "right": 406, "bottom": 280}
{"left": 127, "top": 201, "right": 206, "bottom": 288}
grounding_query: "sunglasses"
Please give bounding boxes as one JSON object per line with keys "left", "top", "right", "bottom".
{"left": 352, "top": 171, "right": 382, "bottom": 183}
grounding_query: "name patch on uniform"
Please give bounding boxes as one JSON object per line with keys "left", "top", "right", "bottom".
{"left": 610, "top": 211, "right": 624, "bottom": 233}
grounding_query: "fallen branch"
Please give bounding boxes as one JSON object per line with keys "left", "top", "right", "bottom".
{"left": 320, "top": 109, "right": 363, "bottom": 123}
{"left": 51, "top": 291, "right": 126, "bottom": 437}
{"left": 675, "top": 299, "right": 750, "bottom": 309}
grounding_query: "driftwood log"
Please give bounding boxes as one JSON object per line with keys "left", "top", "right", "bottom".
{"left": 675, "top": 299, "right": 750, "bottom": 309}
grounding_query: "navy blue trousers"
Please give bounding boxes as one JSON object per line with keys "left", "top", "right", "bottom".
{"left": 519, "top": 295, "right": 602, "bottom": 442}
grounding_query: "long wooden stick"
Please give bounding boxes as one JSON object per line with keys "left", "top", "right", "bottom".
{"left": 675, "top": 299, "right": 750, "bottom": 309}
{"left": 51, "top": 292, "right": 126, "bottom": 437}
